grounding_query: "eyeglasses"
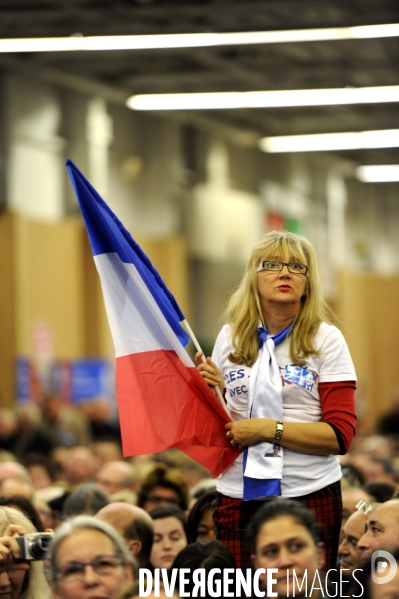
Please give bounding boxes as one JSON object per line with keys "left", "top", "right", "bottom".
{"left": 56, "top": 555, "right": 124, "bottom": 584}
{"left": 145, "top": 494, "right": 181, "bottom": 507}
{"left": 356, "top": 500, "right": 376, "bottom": 515}
{"left": 257, "top": 260, "right": 308, "bottom": 274}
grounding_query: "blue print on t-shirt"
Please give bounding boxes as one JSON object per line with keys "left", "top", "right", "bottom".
{"left": 283, "top": 365, "right": 317, "bottom": 391}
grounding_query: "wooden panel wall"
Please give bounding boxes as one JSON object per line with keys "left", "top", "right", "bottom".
{"left": 336, "top": 270, "right": 399, "bottom": 427}
{"left": 0, "top": 212, "right": 190, "bottom": 404}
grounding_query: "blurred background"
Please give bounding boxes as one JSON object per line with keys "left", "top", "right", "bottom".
{"left": 1, "top": 0, "right": 399, "bottom": 434}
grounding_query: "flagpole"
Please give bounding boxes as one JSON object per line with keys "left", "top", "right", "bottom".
{"left": 182, "top": 319, "right": 229, "bottom": 414}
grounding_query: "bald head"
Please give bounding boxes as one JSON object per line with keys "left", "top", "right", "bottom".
{"left": 96, "top": 502, "right": 154, "bottom": 568}
{"left": 96, "top": 461, "right": 138, "bottom": 495}
{"left": 342, "top": 487, "right": 372, "bottom": 524}
{"left": 357, "top": 499, "right": 399, "bottom": 563}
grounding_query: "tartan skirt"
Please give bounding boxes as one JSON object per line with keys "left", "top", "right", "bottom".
{"left": 213, "top": 480, "right": 342, "bottom": 571}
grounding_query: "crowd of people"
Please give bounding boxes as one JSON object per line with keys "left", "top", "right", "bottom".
{"left": 0, "top": 230, "right": 398, "bottom": 598}
{"left": 0, "top": 430, "right": 398, "bottom": 598}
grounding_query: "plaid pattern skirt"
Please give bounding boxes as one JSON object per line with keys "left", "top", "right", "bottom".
{"left": 213, "top": 481, "right": 342, "bottom": 571}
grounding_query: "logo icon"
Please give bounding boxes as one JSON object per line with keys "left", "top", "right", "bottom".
{"left": 371, "top": 550, "right": 397, "bottom": 584}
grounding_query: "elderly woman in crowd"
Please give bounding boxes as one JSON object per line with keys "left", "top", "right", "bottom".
{"left": 48, "top": 515, "right": 135, "bottom": 599}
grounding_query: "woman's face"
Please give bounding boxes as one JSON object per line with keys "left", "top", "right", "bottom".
{"left": 196, "top": 507, "right": 217, "bottom": 542}
{"left": 150, "top": 516, "right": 187, "bottom": 570}
{"left": 0, "top": 568, "right": 27, "bottom": 599}
{"left": 52, "top": 529, "right": 132, "bottom": 599}
{"left": 256, "top": 254, "right": 307, "bottom": 317}
{"left": 253, "top": 515, "right": 325, "bottom": 599}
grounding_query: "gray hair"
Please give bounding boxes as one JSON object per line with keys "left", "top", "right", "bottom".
{"left": 49, "top": 515, "right": 136, "bottom": 581}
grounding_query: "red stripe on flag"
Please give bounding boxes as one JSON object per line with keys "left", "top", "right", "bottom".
{"left": 116, "top": 349, "right": 239, "bottom": 477}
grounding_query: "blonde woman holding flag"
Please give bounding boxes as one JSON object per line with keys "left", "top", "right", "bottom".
{"left": 196, "top": 230, "right": 356, "bottom": 571}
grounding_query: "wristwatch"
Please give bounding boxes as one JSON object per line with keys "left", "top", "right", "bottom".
{"left": 274, "top": 420, "right": 284, "bottom": 443}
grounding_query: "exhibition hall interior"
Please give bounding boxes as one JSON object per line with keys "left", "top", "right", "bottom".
{"left": 0, "top": 2, "right": 399, "bottom": 559}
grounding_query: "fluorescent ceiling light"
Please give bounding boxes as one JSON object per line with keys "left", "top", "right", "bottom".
{"left": 127, "top": 85, "right": 399, "bottom": 111}
{"left": 356, "top": 165, "right": 399, "bottom": 182}
{"left": 259, "top": 130, "right": 399, "bottom": 153}
{"left": 1, "top": 23, "right": 399, "bottom": 53}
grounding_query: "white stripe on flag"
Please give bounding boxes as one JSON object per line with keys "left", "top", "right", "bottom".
{"left": 94, "top": 252, "right": 192, "bottom": 366}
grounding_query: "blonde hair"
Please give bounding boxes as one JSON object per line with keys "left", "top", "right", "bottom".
{"left": 0, "top": 506, "right": 52, "bottom": 599}
{"left": 224, "top": 230, "right": 334, "bottom": 366}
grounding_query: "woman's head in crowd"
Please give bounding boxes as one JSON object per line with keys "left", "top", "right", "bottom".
{"left": 172, "top": 540, "right": 236, "bottom": 598}
{"left": 248, "top": 499, "right": 325, "bottom": 599}
{"left": 137, "top": 464, "right": 189, "bottom": 512}
{"left": 49, "top": 515, "right": 134, "bottom": 599}
{"left": 149, "top": 505, "right": 188, "bottom": 570}
{"left": 0, "top": 505, "right": 52, "bottom": 599}
{"left": 187, "top": 490, "right": 217, "bottom": 543}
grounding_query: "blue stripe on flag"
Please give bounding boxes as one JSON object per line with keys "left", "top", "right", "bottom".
{"left": 66, "top": 159, "right": 190, "bottom": 347}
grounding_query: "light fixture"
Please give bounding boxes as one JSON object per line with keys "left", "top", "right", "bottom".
{"left": 259, "top": 130, "right": 399, "bottom": 153}
{"left": 126, "top": 85, "right": 399, "bottom": 111}
{"left": 356, "top": 165, "right": 399, "bottom": 182}
{"left": 1, "top": 23, "right": 399, "bottom": 53}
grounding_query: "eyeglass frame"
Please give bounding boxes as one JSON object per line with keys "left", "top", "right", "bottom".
{"left": 55, "top": 554, "right": 125, "bottom": 584}
{"left": 356, "top": 499, "right": 376, "bottom": 515}
{"left": 257, "top": 260, "right": 309, "bottom": 274}
{"left": 144, "top": 494, "right": 181, "bottom": 506}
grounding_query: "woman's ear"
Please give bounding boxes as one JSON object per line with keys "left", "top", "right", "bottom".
{"left": 251, "top": 552, "right": 259, "bottom": 570}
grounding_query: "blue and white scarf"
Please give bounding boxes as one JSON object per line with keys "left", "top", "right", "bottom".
{"left": 243, "top": 324, "right": 291, "bottom": 500}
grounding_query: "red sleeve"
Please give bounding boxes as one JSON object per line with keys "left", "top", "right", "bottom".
{"left": 319, "top": 381, "right": 356, "bottom": 454}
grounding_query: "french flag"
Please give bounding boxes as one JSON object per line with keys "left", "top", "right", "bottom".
{"left": 66, "top": 159, "right": 238, "bottom": 477}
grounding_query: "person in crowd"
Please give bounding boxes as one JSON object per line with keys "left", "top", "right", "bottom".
{"left": 338, "top": 508, "right": 370, "bottom": 577}
{"left": 171, "top": 540, "right": 236, "bottom": 598}
{"left": 148, "top": 505, "right": 188, "bottom": 571}
{"left": 248, "top": 499, "right": 325, "bottom": 599}
{"left": 24, "top": 453, "right": 58, "bottom": 490}
{"left": 0, "top": 407, "right": 55, "bottom": 460}
{"left": 196, "top": 230, "right": 357, "bottom": 570}
{"left": 62, "top": 446, "right": 98, "bottom": 486}
{"left": 91, "top": 441, "right": 123, "bottom": 466}
{"left": 62, "top": 482, "right": 109, "bottom": 518}
{"left": 0, "top": 495, "right": 44, "bottom": 532}
{"left": 363, "top": 481, "right": 397, "bottom": 503}
{"left": 48, "top": 515, "right": 135, "bottom": 599}
{"left": 137, "top": 464, "right": 189, "bottom": 513}
{"left": 96, "top": 461, "right": 138, "bottom": 496}
{"left": 187, "top": 489, "right": 217, "bottom": 543}
{"left": 38, "top": 393, "right": 92, "bottom": 447}
{"left": 357, "top": 498, "right": 399, "bottom": 563}
{"left": 96, "top": 502, "right": 154, "bottom": 569}
{"left": 33, "top": 487, "right": 70, "bottom": 530}
{"left": 0, "top": 505, "right": 53, "bottom": 598}
{"left": 0, "top": 478, "right": 33, "bottom": 500}
{"left": 341, "top": 486, "right": 373, "bottom": 530}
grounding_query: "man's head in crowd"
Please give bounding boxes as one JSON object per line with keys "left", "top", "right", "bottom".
{"left": 96, "top": 461, "right": 138, "bottom": 495}
{"left": 339, "top": 509, "right": 368, "bottom": 576}
{"left": 341, "top": 487, "right": 372, "bottom": 528}
{"left": 96, "top": 502, "right": 154, "bottom": 569}
{"left": 63, "top": 446, "right": 97, "bottom": 485}
{"left": 358, "top": 499, "right": 399, "bottom": 563}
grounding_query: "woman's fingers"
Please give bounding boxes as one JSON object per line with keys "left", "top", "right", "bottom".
{"left": 196, "top": 354, "right": 223, "bottom": 388}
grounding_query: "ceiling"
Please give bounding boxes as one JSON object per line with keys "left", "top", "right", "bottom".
{"left": 1, "top": 0, "right": 399, "bottom": 162}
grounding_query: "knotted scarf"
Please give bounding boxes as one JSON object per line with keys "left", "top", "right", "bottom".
{"left": 243, "top": 324, "right": 291, "bottom": 500}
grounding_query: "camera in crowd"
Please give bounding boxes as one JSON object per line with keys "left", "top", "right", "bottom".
{"left": 15, "top": 532, "right": 54, "bottom": 561}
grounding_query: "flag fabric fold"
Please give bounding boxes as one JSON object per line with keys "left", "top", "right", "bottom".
{"left": 66, "top": 159, "right": 238, "bottom": 477}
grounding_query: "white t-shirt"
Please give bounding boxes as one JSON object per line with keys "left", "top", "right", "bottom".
{"left": 212, "top": 322, "right": 356, "bottom": 498}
